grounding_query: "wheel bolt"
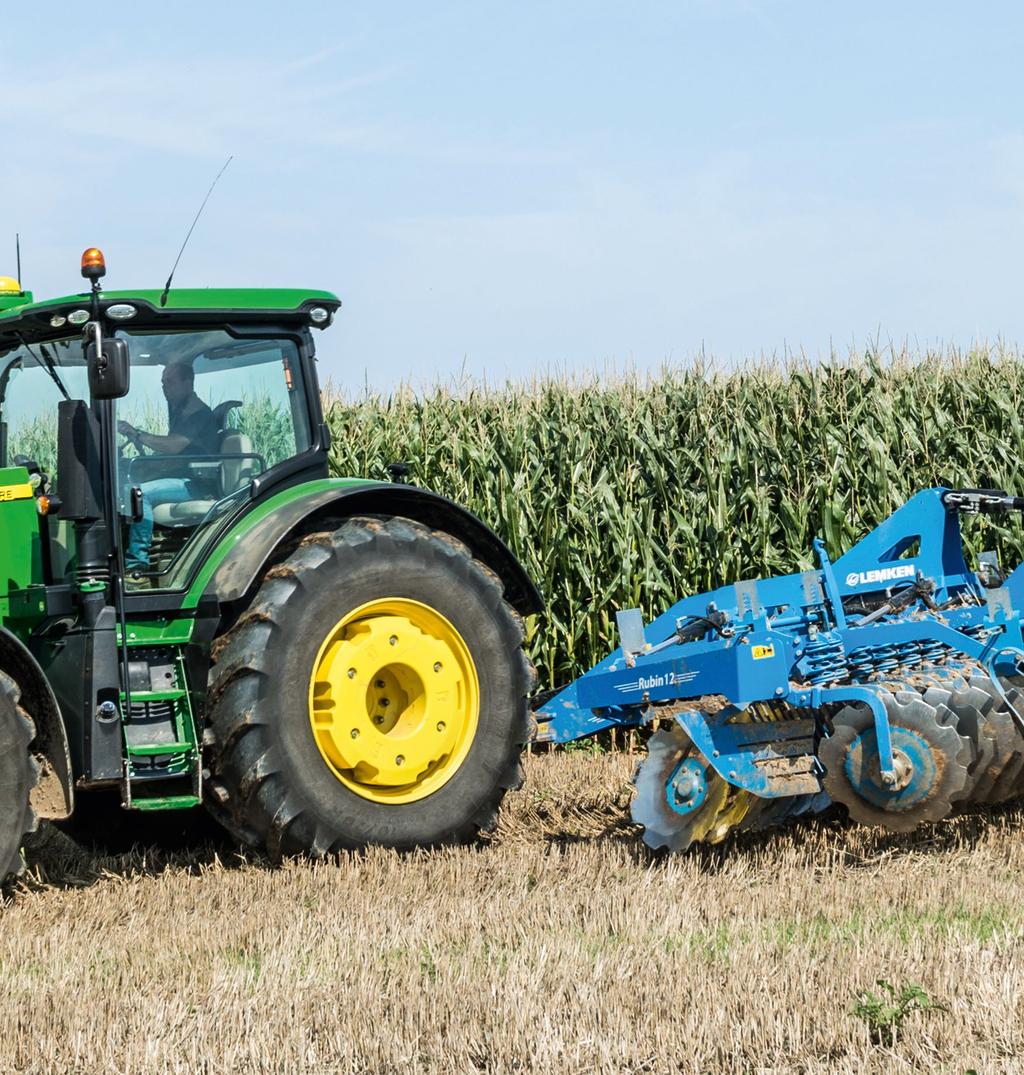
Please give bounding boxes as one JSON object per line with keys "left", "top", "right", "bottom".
{"left": 347, "top": 668, "right": 357, "bottom": 679}
{"left": 380, "top": 698, "right": 390, "bottom": 708}
{"left": 375, "top": 679, "right": 385, "bottom": 688}
{"left": 374, "top": 716, "right": 384, "bottom": 724}
{"left": 350, "top": 729, "right": 359, "bottom": 739}
{"left": 433, "top": 662, "right": 442, "bottom": 672}
{"left": 437, "top": 721, "right": 446, "bottom": 732}
{"left": 395, "top": 755, "right": 404, "bottom": 766}
{"left": 389, "top": 635, "right": 398, "bottom": 646}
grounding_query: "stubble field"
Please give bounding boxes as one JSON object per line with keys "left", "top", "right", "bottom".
{"left": 4, "top": 749, "right": 1024, "bottom": 1074}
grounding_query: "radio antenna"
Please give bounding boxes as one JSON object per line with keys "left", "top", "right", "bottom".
{"left": 15, "top": 234, "right": 21, "bottom": 290}
{"left": 159, "top": 155, "right": 233, "bottom": 307}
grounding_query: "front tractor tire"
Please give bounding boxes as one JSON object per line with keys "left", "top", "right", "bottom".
{"left": 0, "top": 672, "right": 39, "bottom": 882}
{"left": 205, "top": 516, "right": 536, "bottom": 857}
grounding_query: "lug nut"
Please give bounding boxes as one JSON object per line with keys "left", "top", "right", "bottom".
{"left": 395, "top": 755, "right": 404, "bottom": 766}
{"left": 433, "top": 662, "right": 442, "bottom": 673}
{"left": 374, "top": 715, "right": 385, "bottom": 724}
{"left": 437, "top": 721, "right": 446, "bottom": 732}
{"left": 347, "top": 668, "right": 356, "bottom": 679}
{"left": 375, "top": 679, "right": 385, "bottom": 688}
{"left": 380, "top": 698, "right": 390, "bottom": 708}
{"left": 350, "top": 729, "right": 359, "bottom": 739}
{"left": 389, "top": 635, "right": 398, "bottom": 646}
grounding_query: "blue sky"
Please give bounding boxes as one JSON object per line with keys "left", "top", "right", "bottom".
{"left": 3, "top": 3, "right": 1023, "bottom": 389}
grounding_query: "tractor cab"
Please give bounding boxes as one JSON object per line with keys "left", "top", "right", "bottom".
{"left": 0, "top": 254, "right": 338, "bottom": 594}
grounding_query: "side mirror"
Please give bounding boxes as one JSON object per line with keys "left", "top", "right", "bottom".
{"left": 85, "top": 325, "right": 130, "bottom": 400}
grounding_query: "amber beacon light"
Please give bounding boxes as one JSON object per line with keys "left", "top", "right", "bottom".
{"left": 80, "top": 247, "right": 106, "bottom": 280}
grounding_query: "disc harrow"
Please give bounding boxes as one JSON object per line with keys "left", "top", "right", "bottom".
{"left": 818, "top": 685, "right": 971, "bottom": 833}
{"left": 967, "top": 677, "right": 1024, "bottom": 803}
{"left": 631, "top": 725, "right": 735, "bottom": 851}
{"left": 536, "top": 486, "right": 1024, "bottom": 852}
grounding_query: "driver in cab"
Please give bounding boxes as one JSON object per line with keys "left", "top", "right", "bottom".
{"left": 118, "top": 361, "right": 219, "bottom": 573}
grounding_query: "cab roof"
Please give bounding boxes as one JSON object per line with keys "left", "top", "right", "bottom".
{"left": 0, "top": 288, "right": 341, "bottom": 348}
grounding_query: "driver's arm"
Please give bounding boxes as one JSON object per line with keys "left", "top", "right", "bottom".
{"left": 118, "top": 421, "right": 189, "bottom": 454}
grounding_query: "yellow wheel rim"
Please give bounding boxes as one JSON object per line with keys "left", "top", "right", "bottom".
{"left": 308, "top": 598, "right": 480, "bottom": 804}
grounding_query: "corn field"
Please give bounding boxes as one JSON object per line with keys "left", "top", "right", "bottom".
{"left": 325, "top": 345, "right": 1024, "bottom": 689}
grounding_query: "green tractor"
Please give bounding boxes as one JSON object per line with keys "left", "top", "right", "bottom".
{"left": 0, "top": 250, "right": 540, "bottom": 878}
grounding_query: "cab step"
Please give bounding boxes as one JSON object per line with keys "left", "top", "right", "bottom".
{"left": 126, "top": 742, "right": 194, "bottom": 757}
{"left": 133, "top": 794, "right": 201, "bottom": 812}
{"left": 119, "top": 643, "right": 202, "bottom": 811}
{"left": 126, "top": 689, "right": 187, "bottom": 702}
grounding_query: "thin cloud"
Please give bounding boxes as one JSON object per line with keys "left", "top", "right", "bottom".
{"left": 277, "top": 41, "right": 355, "bottom": 76}
{"left": 2, "top": 53, "right": 400, "bottom": 159}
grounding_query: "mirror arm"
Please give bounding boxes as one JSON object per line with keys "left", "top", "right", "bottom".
{"left": 86, "top": 321, "right": 104, "bottom": 371}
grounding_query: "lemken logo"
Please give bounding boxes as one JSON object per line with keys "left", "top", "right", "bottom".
{"left": 844, "top": 563, "right": 915, "bottom": 588}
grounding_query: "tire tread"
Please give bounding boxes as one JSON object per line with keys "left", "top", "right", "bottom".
{"left": 205, "top": 515, "right": 534, "bottom": 857}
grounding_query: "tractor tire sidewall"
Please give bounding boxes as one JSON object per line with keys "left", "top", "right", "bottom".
{"left": 210, "top": 519, "right": 531, "bottom": 853}
{"left": 0, "top": 674, "right": 37, "bottom": 880}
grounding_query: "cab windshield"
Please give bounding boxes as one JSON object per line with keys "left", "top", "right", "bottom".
{"left": 1, "top": 327, "right": 313, "bottom": 589}
{"left": 1, "top": 336, "right": 85, "bottom": 475}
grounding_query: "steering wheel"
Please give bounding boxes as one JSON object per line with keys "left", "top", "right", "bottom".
{"left": 119, "top": 426, "right": 149, "bottom": 457}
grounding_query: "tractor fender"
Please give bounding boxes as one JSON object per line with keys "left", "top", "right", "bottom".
{"left": 0, "top": 628, "right": 73, "bottom": 819}
{"left": 207, "top": 481, "right": 543, "bottom": 616}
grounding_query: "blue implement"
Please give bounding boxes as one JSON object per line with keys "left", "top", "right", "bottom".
{"left": 536, "top": 487, "right": 1024, "bottom": 849}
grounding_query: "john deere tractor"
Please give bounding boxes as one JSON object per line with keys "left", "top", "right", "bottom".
{"left": 0, "top": 250, "right": 540, "bottom": 878}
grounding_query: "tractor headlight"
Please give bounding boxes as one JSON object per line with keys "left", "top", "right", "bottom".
{"left": 309, "top": 306, "right": 330, "bottom": 325}
{"left": 50, "top": 315, "right": 67, "bottom": 328}
{"left": 106, "top": 304, "right": 137, "bottom": 321}
{"left": 67, "top": 309, "right": 89, "bottom": 326}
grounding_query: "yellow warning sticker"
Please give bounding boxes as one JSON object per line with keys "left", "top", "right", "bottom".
{"left": 752, "top": 644, "right": 775, "bottom": 660}
{"left": 0, "top": 483, "right": 32, "bottom": 502}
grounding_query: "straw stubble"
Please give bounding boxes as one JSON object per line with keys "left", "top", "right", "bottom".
{"left": 6, "top": 751, "right": 1024, "bottom": 1074}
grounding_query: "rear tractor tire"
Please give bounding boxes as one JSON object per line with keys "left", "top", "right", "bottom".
{"left": 0, "top": 672, "right": 39, "bottom": 882}
{"left": 204, "top": 516, "right": 536, "bottom": 857}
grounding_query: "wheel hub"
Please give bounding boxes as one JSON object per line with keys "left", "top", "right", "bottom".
{"left": 881, "top": 747, "right": 915, "bottom": 791}
{"left": 843, "top": 726, "right": 936, "bottom": 808}
{"left": 309, "top": 599, "right": 479, "bottom": 803}
{"left": 666, "top": 757, "right": 708, "bottom": 816}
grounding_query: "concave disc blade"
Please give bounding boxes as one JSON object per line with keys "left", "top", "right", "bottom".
{"left": 819, "top": 688, "right": 969, "bottom": 834}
